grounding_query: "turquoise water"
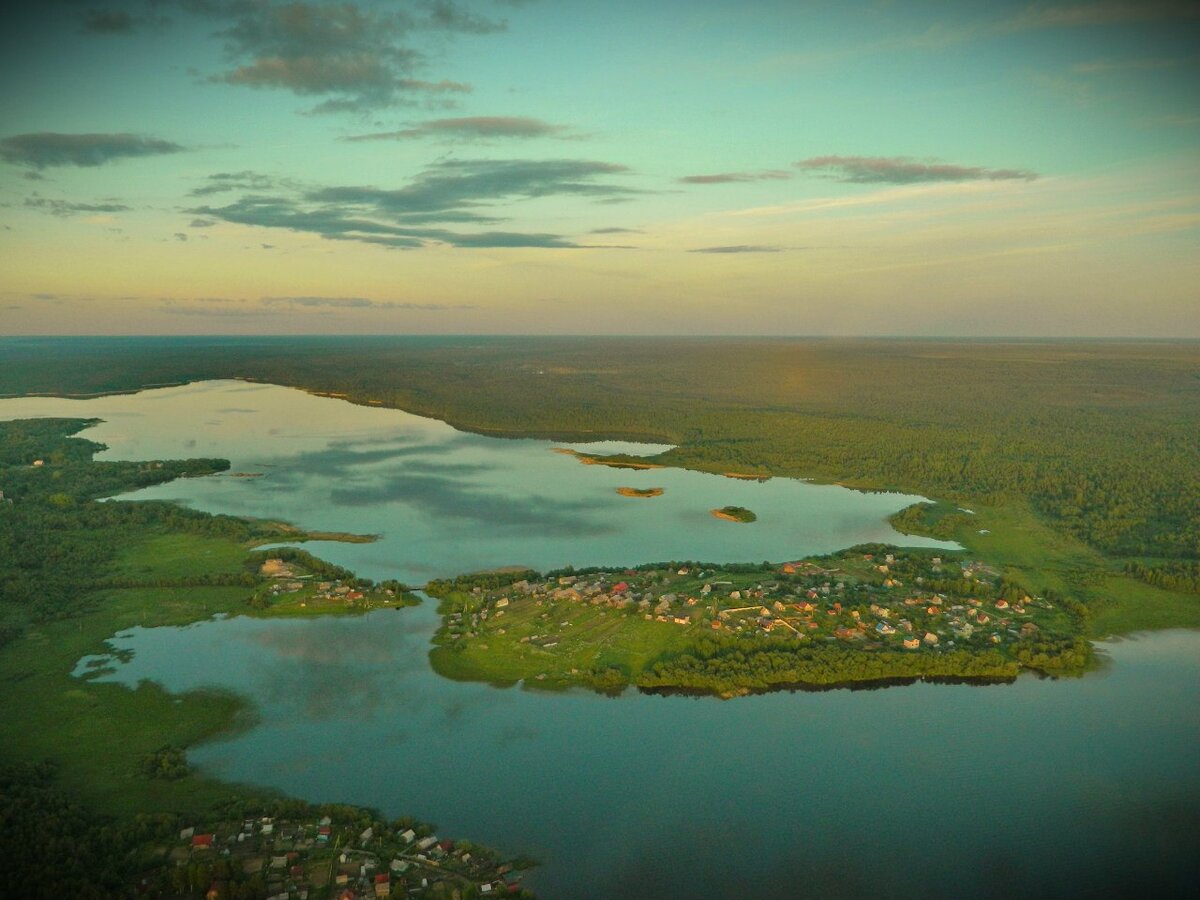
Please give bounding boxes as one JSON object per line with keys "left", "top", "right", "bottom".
{"left": 5, "top": 381, "right": 1197, "bottom": 898}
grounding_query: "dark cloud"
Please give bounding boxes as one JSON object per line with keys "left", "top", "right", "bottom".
{"left": 590, "top": 226, "right": 643, "bottom": 234}
{"left": 188, "top": 157, "right": 641, "bottom": 249}
{"left": 191, "top": 0, "right": 503, "bottom": 113}
{"left": 345, "top": 115, "right": 569, "bottom": 142}
{"left": 189, "top": 217, "right": 217, "bottom": 227}
{"left": 0, "top": 132, "right": 185, "bottom": 169}
{"left": 795, "top": 155, "right": 1039, "bottom": 184}
{"left": 689, "top": 244, "right": 783, "bottom": 254}
{"left": 23, "top": 196, "right": 131, "bottom": 217}
{"left": 261, "top": 295, "right": 473, "bottom": 310}
{"left": 173, "top": 232, "right": 188, "bottom": 241}
{"left": 420, "top": 0, "right": 507, "bottom": 34}
{"left": 80, "top": 7, "right": 167, "bottom": 34}
{"left": 678, "top": 170, "right": 791, "bottom": 184}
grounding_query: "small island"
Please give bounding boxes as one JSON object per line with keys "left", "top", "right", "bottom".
{"left": 616, "top": 486, "right": 664, "bottom": 498}
{"left": 712, "top": 505, "right": 757, "bottom": 523}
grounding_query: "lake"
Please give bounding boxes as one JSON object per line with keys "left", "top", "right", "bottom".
{"left": 5, "top": 381, "right": 1197, "bottom": 898}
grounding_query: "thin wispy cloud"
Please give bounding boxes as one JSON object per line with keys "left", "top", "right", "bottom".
{"left": 795, "top": 156, "right": 1039, "bottom": 184}
{"left": 345, "top": 116, "right": 571, "bottom": 141}
{"left": 1003, "top": 1, "right": 1200, "bottom": 31}
{"left": 678, "top": 171, "right": 791, "bottom": 184}
{"left": 23, "top": 196, "right": 131, "bottom": 217}
{"left": 0, "top": 132, "right": 185, "bottom": 169}
{"left": 189, "top": 158, "right": 642, "bottom": 249}
{"left": 261, "top": 295, "right": 474, "bottom": 310}
{"left": 80, "top": 7, "right": 167, "bottom": 35}
{"left": 688, "top": 244, "right": 783, "bottom": 254}
{"left": 189, "top": 171, "right": 297, "bottom": 197}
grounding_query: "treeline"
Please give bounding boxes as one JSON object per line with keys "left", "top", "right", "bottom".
{"left": 638, "top": 634, "right": 1024, "bottom": 694}
{"left": 889, "top": 502, "right": 974, "bottom": 541}
{"left": 426, "top": 569, "right": 539, "bottom": 596}
{"left": 0, "top": 419, "right": 279, "bottom": 627}
{"left": 0, "top": 761, "right": 180, "bottom": 899}
{"left": 1123, "top": 560, "right": 1200, "bottom": 594}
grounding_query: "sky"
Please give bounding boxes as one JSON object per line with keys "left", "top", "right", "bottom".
{"left": 1, "top": 0, "right": 1198, "bottom": 336}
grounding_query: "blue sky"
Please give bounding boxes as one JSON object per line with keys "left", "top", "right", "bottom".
{"left": 1, "top": 0, "right": 1198, "bottom": 335}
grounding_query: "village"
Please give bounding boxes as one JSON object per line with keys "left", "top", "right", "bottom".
{"left": 144, "top": 811, "right": 532, "bottom": 899}
{"left": 430, "top": 546, "right": 1079, "bottom": 688}
{"left": 249, "top": 557, "right": 418, "bottom": 615}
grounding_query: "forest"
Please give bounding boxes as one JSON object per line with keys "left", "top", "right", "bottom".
{"left": 2, "top": 337, "right": 1196, "bottom": 567}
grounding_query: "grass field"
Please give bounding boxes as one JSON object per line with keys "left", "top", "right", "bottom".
{"left": 0, "top": 527, "right": 415, "bottom": 819}
{"left": 430, "top": 591, "right": 696, "bottom": 688}
{"left": 0, "top": 581, "right": 264, "bottom": 817}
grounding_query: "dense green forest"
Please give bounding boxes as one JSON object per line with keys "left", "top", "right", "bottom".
{"left": 3, "top": 337, "right": 1197, "bottom": 564}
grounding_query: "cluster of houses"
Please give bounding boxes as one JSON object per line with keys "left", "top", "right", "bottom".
{"left": 446, "top": 551, "right": 1057, "bottom": 655}
{"left": 257, "top": 559, "right": 398, "bottom": 610}
{"left": 164, "top": 814, "right": 527, "bottom": 899}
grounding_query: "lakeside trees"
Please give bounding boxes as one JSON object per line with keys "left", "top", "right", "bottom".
{"left": 3, "top": 337, "right": 1196, "bottom": 565}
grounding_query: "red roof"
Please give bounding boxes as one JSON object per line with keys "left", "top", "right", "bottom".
{"left": 613, "top": 582, "right": 629, "bottom": 592}
{"left": 374, "top": 874, "right": 390, "bottom": 884}
{"left": 192, "top": 834, "right": 214, "bottom": 847}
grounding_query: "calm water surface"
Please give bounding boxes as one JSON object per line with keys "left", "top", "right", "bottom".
{"left": 5, "top": 381, "right": 1197, "bottom": 898}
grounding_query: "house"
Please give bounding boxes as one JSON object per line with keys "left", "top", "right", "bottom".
{"left": 373, "top": 874, "right": 390, "bottom": 897}
{"left": 612, "top": 582, "right": 629, "bottom": 593}
{"left": 192, "top": 834, "right": 215, "bottom": 850}
{"left": 673, "top": 613, "right": 690, "bottom": 625}
{"left": 415, "top": 835, "right": 439, "bottom": 851}
{"left": 180, "top": 827, "right": 196, "bottom": 840}
{"left": 923, "top": 632, "right": 939, "bottom": 645}
{"left": 903, "top": 637, "right": 921, "bottom": 649}
{"left": 495, "top": 597, "right": 509, "bottom": 608}
{"left": 359, "top": 826, "right": 373, "bottom": 845}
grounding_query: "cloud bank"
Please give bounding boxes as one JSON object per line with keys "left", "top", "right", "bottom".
{"left": 795, "top": 155, "right": 1038, "bottom": 184}
{"left": 0, "top": 132, "right": 185, "bottom": 169}
{"left": 189, "top": 157, "right": 641, "bottom": 249}
{"left": 345, "top": 116, "right": 569, "bottom": 141}
{"left": 191, "top": 0, "right": 505, "bottom": 113}
{"left": 679, "top": 171, "right": 791, "bottom": 184}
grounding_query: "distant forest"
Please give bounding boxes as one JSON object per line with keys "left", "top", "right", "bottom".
{"left": 2, "top": 336, "right": 1198, "bottom": 563}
